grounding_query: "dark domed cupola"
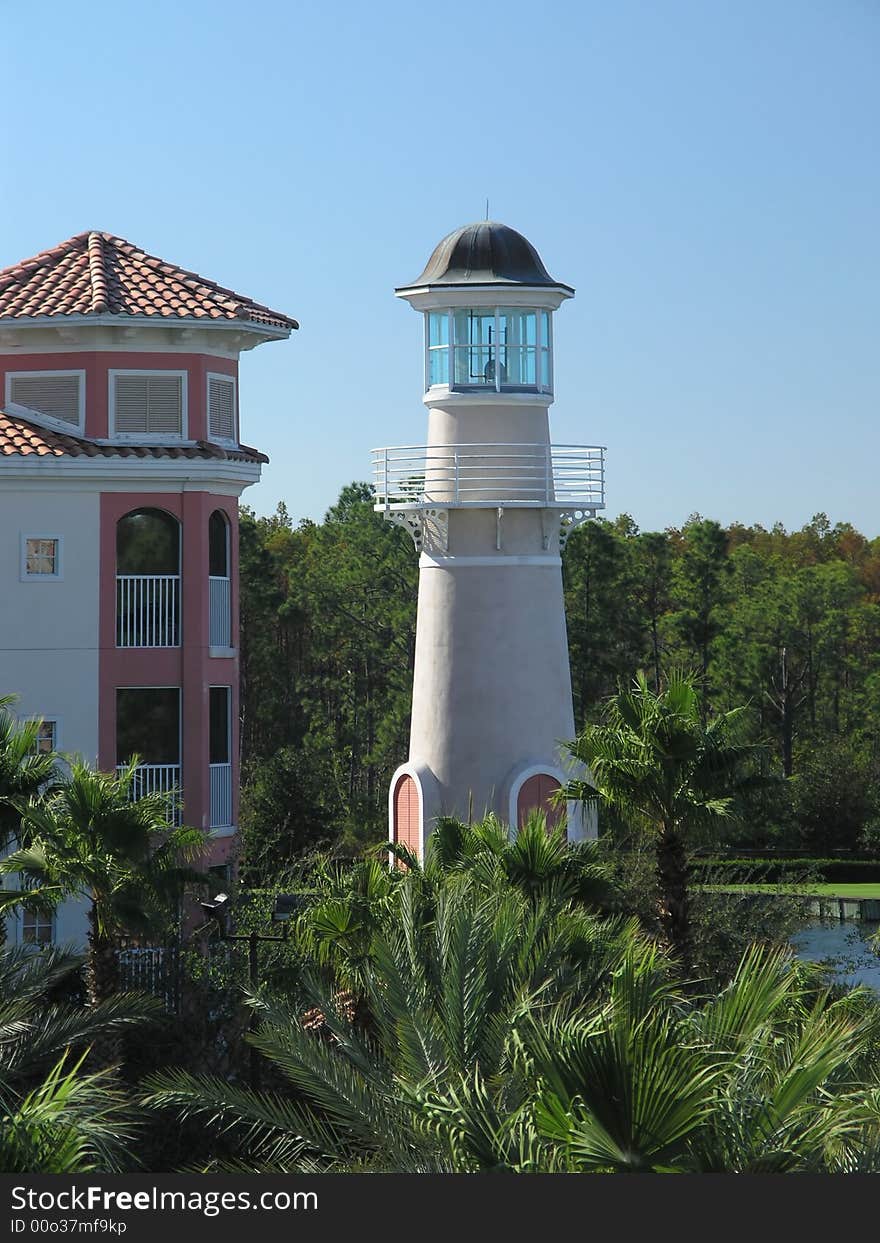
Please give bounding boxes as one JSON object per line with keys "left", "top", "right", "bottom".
{"left": 397, "top": 221, "right": 572, "bottom": 293}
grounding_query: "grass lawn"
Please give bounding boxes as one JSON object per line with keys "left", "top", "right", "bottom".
{"left": 704, "top": 883, "right": 880, "bottom": 900}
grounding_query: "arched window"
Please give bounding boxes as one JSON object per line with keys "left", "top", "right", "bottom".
{"left": 209, "top": 509, "right": 229, "bottom": 578}
{"left": 116, "top": 508, "right": 180, "bottom": 575}
{"left": 209, "top": 510, "right": 231, "bottom": 647}
{"left": 116, "top": 508, "right": 180, "bottom": 647}
{"left": 393, "top": 774, "right": 420, "bottom": 859}
{"left": 517, "top": 772, "right": 563, "bottom": 832}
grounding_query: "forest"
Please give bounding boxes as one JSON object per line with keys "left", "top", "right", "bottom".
{"left": 237, "top": 484, "right": 880, "bottom": 879}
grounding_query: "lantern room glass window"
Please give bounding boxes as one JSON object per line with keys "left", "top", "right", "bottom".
{"left": 425, "top": 308, "right": 552, "bottom": 394}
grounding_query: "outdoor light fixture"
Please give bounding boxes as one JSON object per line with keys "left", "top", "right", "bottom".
{"left": 200, "top": 891, "right": 230, "bottom": 916}
{"left": 195, "top": 890, "right": 295, "bottom": 1091}
{"left": 199, "top": 892, "right": 230, "bottom": 929}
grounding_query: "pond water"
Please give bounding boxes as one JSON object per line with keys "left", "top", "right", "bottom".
{"left": 793, "top": 915, "right": 880, "bottom": 992}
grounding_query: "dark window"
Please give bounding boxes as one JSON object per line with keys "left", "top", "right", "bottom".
{"left": 117, "top": 508, "right": 180, "bottom": 575}
{"left": 209, "top": 687, "right": 230, "bottom": 764}
{"left": 116, "top": 688, "right": 180, "bottom": 765}
{"left": 209, "top": 510, "right": 229, "bottom": 577}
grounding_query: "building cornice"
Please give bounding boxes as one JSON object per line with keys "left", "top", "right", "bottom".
{"left": 0, "top": 317, "right": 290, "bottom": 356}
{"left": 0, "top": 455, "right": 262, "bottom": 495}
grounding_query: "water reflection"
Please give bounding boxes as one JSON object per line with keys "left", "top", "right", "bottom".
{"left": 793, "top": 910, "right": 880, "bottom": 992}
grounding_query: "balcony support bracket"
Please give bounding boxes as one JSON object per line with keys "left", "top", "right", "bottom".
{"left": 540, "top": 509, "right": 558, "bottom": 551}
{"left": 558, "top": 508, "right": 598, "bottom": 552}
{"left": 385, "top": 508, "right": 448, "bottom": 553}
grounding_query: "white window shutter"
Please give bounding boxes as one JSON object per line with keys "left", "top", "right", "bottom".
{"left": 10, "top": 374, "right": 81, "bottom": 426}
{"left": 145, "top": 376, "right": 183, "bottom": 434}
{"left": 114, "top": 375, "right": 182, "bottom": 435}
{"left": 114, "top": 375, "right": 149, "bottom": 432}
{"left": 208, "top": 377, "right": 235, "bottom": 441}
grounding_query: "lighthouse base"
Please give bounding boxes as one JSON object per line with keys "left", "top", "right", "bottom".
{"left": 388, "top": 756, "right": 595, "bottom": 860}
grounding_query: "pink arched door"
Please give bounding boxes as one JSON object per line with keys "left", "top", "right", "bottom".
{"left": 517, "top": 773, "right": 564, "bottom": 832}
{"left": 393, "top": 775, "right": 420, "bottom": 859}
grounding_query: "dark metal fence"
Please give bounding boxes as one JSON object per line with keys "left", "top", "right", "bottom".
{"left": 116, "top": 944, "right": 182, "bottom": 1013}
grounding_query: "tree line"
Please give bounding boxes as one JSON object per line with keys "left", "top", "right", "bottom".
{"left": 238, "top": 490, "right": 880, "bottom": 877}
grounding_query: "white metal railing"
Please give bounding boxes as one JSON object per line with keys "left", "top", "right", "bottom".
{"left": 371, "top": 443, "right": 605, "bottom": 510}
{"left": 117, "top": 763, "right": 182, "bottom": 826}
{"left": 116, "top": 575, "right": 180, "bottom": 647}
{"left": 210, "top": 762, "right": 233, "bottom": 829}
{"left": 209, "top": 576, "right": 231, "bottom": 647}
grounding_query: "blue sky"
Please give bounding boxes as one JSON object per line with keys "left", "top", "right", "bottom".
{"left": 3, "top": 0, "right": 878, "bottom": 535}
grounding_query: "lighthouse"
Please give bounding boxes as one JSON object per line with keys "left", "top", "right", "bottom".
{"left": 374, "top": 222, "right": 604, "bottom": 856}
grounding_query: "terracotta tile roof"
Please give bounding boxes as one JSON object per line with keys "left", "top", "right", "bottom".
{"left": 0, "top": 409, "right": 268, "bottom": 464}
{"left": 0, "top": 232, "right": 298, "bottom": 330}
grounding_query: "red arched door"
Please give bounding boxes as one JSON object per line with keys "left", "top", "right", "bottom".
{"left": 517, "top": 773, "right": 564, "bottom": 831}
{"left": 393, "top": 775, "right": 420, "bottom": 859}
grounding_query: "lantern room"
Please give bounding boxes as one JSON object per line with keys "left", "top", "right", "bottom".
{"left": 425, "top": 306, "right": 552, "bottom": 393}
{"left": 395, "top": 220, "right": 574, "bottom": 399}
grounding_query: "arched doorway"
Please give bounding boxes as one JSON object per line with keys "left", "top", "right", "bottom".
{"left": 393, "top": 774, "right": 420, "bottom": 858}
{"left": 517, "top": 772, "right": 564, "bottom": 832}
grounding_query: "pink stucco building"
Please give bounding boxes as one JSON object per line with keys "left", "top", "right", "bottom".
{"left": 0, "top": 231, "right": 297, "bottom": 945}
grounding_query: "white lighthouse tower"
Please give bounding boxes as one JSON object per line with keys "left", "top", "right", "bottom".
{"left": 374, "top": 222, "right": 605, "bottom": 856}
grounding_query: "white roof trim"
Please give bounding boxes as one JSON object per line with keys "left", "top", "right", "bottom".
{"left": 0, "top": 314, "right": 293, "bottom": 339}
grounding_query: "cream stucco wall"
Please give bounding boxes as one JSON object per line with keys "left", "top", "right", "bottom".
{"left": 409, "top": 557, "right": 577, "bottom": 823}
{"left": 404, "top": 390, "right": 591, "bottom": 841}
{"left": 0, "top": 488, "right": 100, "bottom": 948}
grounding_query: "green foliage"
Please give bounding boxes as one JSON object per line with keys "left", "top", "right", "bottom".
{"left": 422, "top": 812, "right": 617, "bottom": 911}
{"left": 0, "top": 760, "right": 208, "bottom": 1005}
{"left": 142, "top": 871, "right": 635, "bottom": 1172}
{"left": 1, "top": 760, "right": 206, "bottom": 940}
{"left": 238, "top": 488, "right": 416, "bottom": 868}
{"left": 565, "top": 671, "right": 764, "bottom": 970}
{"left": 790, "top": 738, "right": 879, "bottom": 852}
{"left": 0, "top": 695, "right": 59, "bottom": 850}
{"left": 0, "top": 944, "right": 157, "bottom": 1172}
{"left": 0, "top": 1052, "right": 140, "bottom": 1174}
{"left": 238, "top": 493, "right": 880, "bottom": 857}
{"left": 142, "top": 869, "right": 880, "bottom": 1173}
{"left": 693, "top": 857, "right": 880, "bottom": 884}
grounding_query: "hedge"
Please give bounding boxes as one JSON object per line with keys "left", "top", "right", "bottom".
{"left": 693, "top": 858, "right": 880, "bottom": 884}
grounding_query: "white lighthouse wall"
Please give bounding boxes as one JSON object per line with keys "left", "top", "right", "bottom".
{"left": 427, "top": 400, "right": 551, "bottom": 448}
{"left": 0, "top": 487, "right": 99, "bottom": 948}
{"left": 408, "top": 558, "right": 578, "bottom": 824}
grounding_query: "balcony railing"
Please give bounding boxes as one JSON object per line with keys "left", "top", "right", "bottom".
{"left": 210, "top": 762, "right": 233, "bottom": 829}
{"left": 117, "top": 763, "right": 182, "bottom": 827}
{"left": 117, "top": 575, "right": 180, "bottom": 647}
{"left": 209, "top": 576, "right": 231, "bottom": 648}
{"left": 371, "top": 443, "right": 605, "bottom": 511}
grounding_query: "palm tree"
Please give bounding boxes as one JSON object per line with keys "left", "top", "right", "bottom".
{"left": 563, "top": 671, "right": 759, "bottom": 973}
{"left": 142, "top": 864, "right": 880, "bottom": 1173}
{"left": 421, "top": 812, "right": 616, "bottom": 910}
{"left": 0, "top": 1052, "right": 140, "bottom": 1173}
{"left": 0, "top": 695, "right": 59, "bottom": 848}
{"left": 523, "top": 944, "right": 880, "bottom": 1173}
{"left": 0, "top": 697, "right": 62, "bottom": 943}
{"left": 0, "top": 759, "right": 207, "bottom": 1006}
{"left": 142, "top": 872, "right": 634, "bottom": 1171}
{"left": 0, "top": 942, "right": 159, "bottom": 1172}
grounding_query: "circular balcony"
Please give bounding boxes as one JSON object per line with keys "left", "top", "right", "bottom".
{"left": 371, "top": 443, "right": 605, "bottom": 512}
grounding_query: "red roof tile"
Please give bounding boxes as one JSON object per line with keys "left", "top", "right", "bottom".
{"left": 0, "top": 409, "right": 268, "bottom": 464}
{"left": 0, "top": 233, "right": 298, "bottom": 330}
